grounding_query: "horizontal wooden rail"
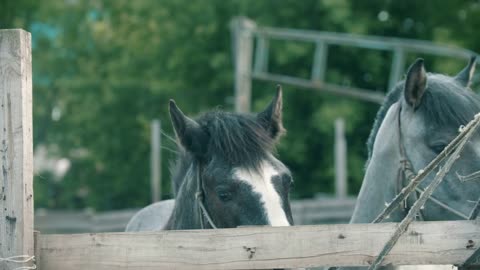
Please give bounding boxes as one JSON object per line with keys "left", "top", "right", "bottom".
{"left": 233, "top": 17, "right": 480, "bottom": 112}
{"left": 252, "top": 72, "right": 385, "bottom": 104}
{"left": 254, "top": 27, "right": 478, "bottom": 59}
{"left": 34, "top": 197, "right": 357, "bottom": 233}
{"left": 37, "top": 220, "right": 479, "bottom": 270}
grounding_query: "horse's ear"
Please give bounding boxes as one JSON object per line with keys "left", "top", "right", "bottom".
{"left": 169, "top": 100, "right": 209, "bottom": 156}
{"left": 257, "top": 85, "right": 286, "bottom": 140}
{"left": 454, "top": 56, "right": 476, "bottom": 88}
{"left": 404, "top": 58, "right": 427, "bottom": 109}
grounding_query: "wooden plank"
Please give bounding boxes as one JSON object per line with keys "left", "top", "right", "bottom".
{"left": 253, "top": 36, "right": 269, "bottom": 74}
{"left": 33, "top": 198, "right": 356, "bottom": 233}
{"left": 311, "top": 41, "right": 328, "bottom": 82}
{"left": 388, "top": 48, "right": 406, "bottom": 91}
{"left": 33, "top": 206, "right": 351, "bottom": 233}
{"left": 0, "top": 29, "right": 34, "bottom": 270}
{"left": 299, "top": 210, "right": 353, "bottom": 223}
{"left": 150, "top": 120, "right": 161, "bottom": 202}
{"left": 34, "top": 209, "right": 138, "bottom": 233}
{"left": 34, "top": 231, "right": 40, "bottom": 270}
{"left": 231, "top": 17, "right": 256, "bottom": 113}
{"left": 252, "top": 72, "right": 385, "bottom": 104}
{"left": 35, "top": 211, "right": 94, "bottom": 233}
{"left": 334, "top": 118, "right": 347, "bottom": 199}
{"left": 38, "top": 220, "right": 480, "bottom": 269}
{"left": 291, "top": 200, "right": 355, "bottom": 215}
{"left": 291, "top": 197, "right": 356, "bottom": 210}
{"left": 254, "top": 27, "right": 477, "bottom": 59}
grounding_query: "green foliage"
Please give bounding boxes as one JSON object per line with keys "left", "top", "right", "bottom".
{"left": 2, "top": 0, "right": 479, "bottom": 210}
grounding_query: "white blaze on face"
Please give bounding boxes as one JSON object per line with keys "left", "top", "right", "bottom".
{"left": 234, "top": 160, "right": 290, "bottom": 226}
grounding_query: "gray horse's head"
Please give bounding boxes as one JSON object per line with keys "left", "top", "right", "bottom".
{"left": 167, "top": 86, "right": 294, "bottom": 229}
{"left": 360, "top": 57, "right": 480, "bottom": 222}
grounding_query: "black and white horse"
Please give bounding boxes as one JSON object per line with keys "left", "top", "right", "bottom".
{"left": 127, "top": 86, "right": 294, "bottom": 231}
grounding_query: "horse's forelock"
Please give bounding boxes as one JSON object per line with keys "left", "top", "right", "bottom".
{"left": 199, "top": 110, "right": 276, "bottom": 170}
{"left": 170, "top": 110, "right": 278, "bottom": 197}
{"left": 419, "top": 74, "right": 480, "bottom": 128}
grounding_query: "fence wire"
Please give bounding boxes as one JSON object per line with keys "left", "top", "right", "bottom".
{"left": 368, "top": 113, "right": 480, "bottom": 270}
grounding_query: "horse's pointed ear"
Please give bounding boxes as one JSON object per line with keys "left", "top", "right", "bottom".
{"left": 257, "top": 85, "right": 286, "bottom": 140}
{"left": 169, "top": 100, "right": 208, "bottom": 156}
{"left": 404, "top": 58, "right": 427, "bottom": 109}
{"left": 454, "top": 56, "right": 476, "bottom": 88}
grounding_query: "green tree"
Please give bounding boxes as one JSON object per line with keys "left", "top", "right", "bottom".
{"left": 3, "top": 0, "right": 478, "bottom": 210}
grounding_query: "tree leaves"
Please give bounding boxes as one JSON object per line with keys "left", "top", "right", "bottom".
{"left": 3, "top": 0, "right": 476, "bottom": 210}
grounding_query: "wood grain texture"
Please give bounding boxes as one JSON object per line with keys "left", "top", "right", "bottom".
{"left": 38, "top": 220, "right": 479, "bottom": 270}
{"left": 0, "top": 29, "right": 34, "bottom": 270}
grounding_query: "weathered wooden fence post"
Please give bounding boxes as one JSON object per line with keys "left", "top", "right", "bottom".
{"left": 388, "top": 48, "right": 405, "bottom": 92}
{"left": 150, "top": 119, "right": 161, "bottom": 202}
{"left": 0, "top": 29, "right": 34, "bottom": 270}
{"left": 231, "top": 17, "right": 256, "bottom": 113}
{"left": 334, "top": 118, "right": 347, "bottom": 199}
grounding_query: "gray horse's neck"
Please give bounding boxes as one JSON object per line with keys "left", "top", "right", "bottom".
{"left": 350, "top": 103, "right": 407, "bottom": 224}
{"left": 165, "top": 165, "right": 203, "bottom": 230}
{"left": 342, "top": 104, "right": 406, "bottom": 270}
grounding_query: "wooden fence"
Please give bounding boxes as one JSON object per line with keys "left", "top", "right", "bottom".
{"left": 231, "top": 17, "right": 479, "bottom": 112}
{"left": 1, "top": 29, "right": 479, "bottom": 270}
{"left": 34, "top": 197, "right": 356, "bottom": 233}
{"left": 36, "top": 220, "right": 479, "bottom": 270}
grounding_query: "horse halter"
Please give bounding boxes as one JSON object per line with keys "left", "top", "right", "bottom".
{"left": 396, "top": 105, "right": 471, "bottom": 220}
{"left": 194, "top": 163, "right": 218, "bottom": 229}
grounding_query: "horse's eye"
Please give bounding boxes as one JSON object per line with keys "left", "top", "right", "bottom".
{"left": 217, "top": 191, "right": 232, "bottom": 202}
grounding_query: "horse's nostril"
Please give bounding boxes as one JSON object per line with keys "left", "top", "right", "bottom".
{"left": 456, "top": 170, "right": 480, "bottom": 182}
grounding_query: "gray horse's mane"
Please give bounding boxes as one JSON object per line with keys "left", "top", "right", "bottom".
{"left": 170, "top": 110, "right": 276, "bottom": 195}
{"left": 366, "top": 73, "right": 480, "bottom": 162}
{"left": 366, "top": 82, "right": 403, "bottom": 162}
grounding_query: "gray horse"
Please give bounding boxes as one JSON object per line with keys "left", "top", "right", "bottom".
{"left": 127, "top": 87, "right": 294, "bottom": 231}
{"left": 345, "top": 58, "right": 480, "bottom": 270}
{"left": 354, "top": 57, "right": 480, "bottom": 224}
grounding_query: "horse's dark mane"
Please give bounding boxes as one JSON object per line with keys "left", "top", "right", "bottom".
{"left": 171, "top": 109, "right": 276, "bottom": 195}
{"left": 367, "top": 73, "right": 480, "bottom": 162}
{"left": 170, "top": 152, "right": 192, "bottom": 195}
{"left": 366, "top": 83, "right": 403, "bottom": 161}
{"left": 199, "top": 110, "right": 275, "bottom": 167}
